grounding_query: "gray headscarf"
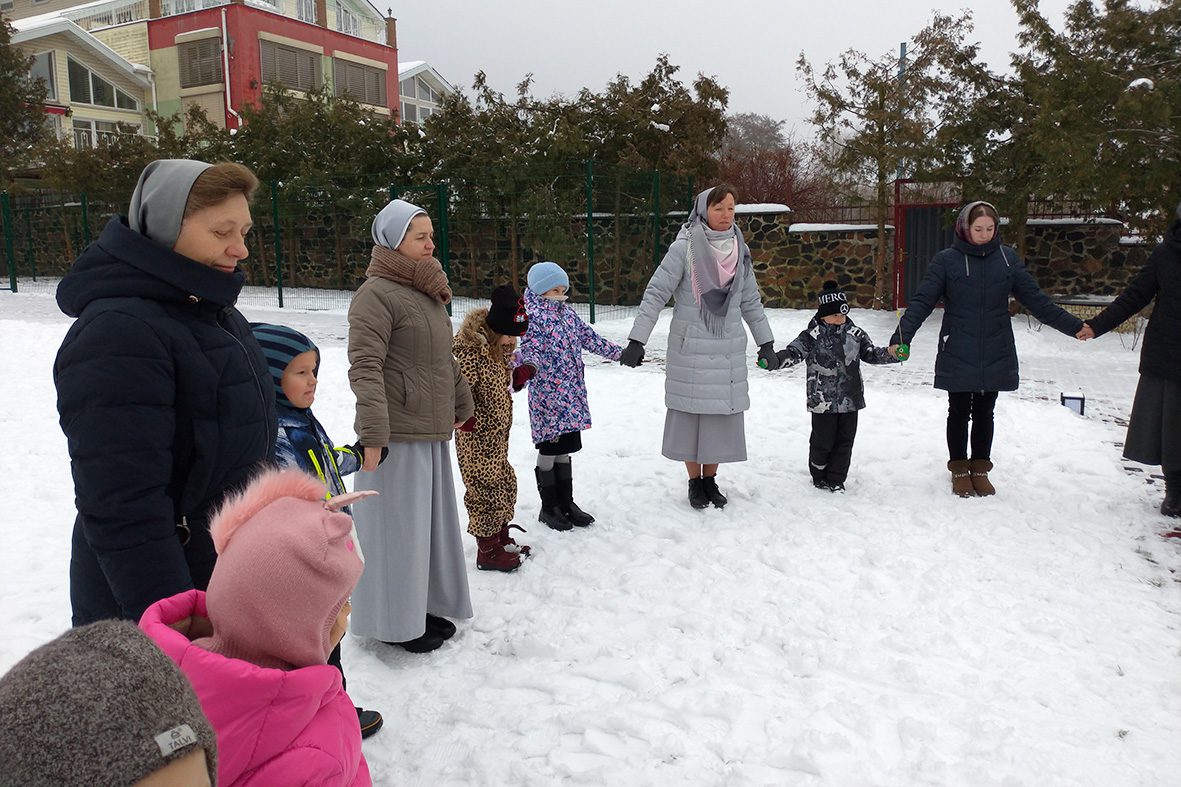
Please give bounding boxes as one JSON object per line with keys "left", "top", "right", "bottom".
{"left": 372, "top": 198, "right": 427, "bottom": 249}
{"left": 685, "top": 187, "right": 752, "bottom": 336}
{"left": 128, "top": 159, "right": 213, "bottom": 249}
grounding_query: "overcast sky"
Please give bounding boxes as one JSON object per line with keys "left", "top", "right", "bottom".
{"left": 391, "top": 1, "right": 1076, "bottom": 134}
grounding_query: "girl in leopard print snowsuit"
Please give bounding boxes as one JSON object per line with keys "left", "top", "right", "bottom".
{"left": 453, "top": 285, "right": 532, "bottom": 572}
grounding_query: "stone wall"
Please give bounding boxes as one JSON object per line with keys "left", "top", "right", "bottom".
{"left": 2, "top": 197, "right": 1154, "bottom": 310}
{"left": 1021, "top": 220, "right": 1149, "bottom": 296}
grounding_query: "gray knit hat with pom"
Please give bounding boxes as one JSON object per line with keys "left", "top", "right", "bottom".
{"left": 0, "top": 620, "right": 218, "bottom": 786}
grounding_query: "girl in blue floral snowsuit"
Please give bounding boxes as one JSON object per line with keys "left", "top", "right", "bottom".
{"left": 519, "top": 262, "right": 622, "bottom": 530}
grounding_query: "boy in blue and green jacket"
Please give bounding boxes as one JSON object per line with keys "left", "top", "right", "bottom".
{"left": 249, "top": 322, "right": 385, "bottom": 740}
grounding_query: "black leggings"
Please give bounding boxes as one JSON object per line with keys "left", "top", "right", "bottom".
{"left": 947, "top": 392, "right": 998, "bottom": 461}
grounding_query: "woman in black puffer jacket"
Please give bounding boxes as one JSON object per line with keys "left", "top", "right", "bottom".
{"left": 889, "top": 201, "right": 1084, "bottom": 497}
{"left": 1081, "top": 203, "right": 1181, "bottom": 517}
{"left": 55, "top": 160, "right": 276, "bottom": 626}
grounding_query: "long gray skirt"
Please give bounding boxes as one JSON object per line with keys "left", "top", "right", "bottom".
{"left": 1123, "top": 374, "right": 1181, "bottom": 471}
{"left": 350, "top": 440, "right": 473, "bottom": 642}
{"left": 661, "top": 409, "right": 747, "bottom": 464}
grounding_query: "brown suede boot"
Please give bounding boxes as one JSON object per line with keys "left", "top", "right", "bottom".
{"left": 969, "top": 459, "right": 995, "bottom": 496}
{"left": 948, "top": 460, "right": 975, "bottom": 497}
{"left": 476, "top": 530, "right": 521, "bottom": 572}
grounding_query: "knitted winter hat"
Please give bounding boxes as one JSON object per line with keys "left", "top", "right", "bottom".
{"left": 195, "top": 469, "right": 365, "bottom": 670}
{"left": 485, "top": 284, "right": 529, "bottom": 336}
{"left": 251, "top": 323, "right": 319, "bottom": 408}
{"left": 0, "top": 620, "right": 218, "bottom": 786}
{"left": 526, "top": 261, "right": 569, "bottom": 295}
{"left": 816, "top": 280, "right": 849, "bottom": 319}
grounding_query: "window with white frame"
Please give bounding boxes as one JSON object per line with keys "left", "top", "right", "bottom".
{"left": 398, "top": 74, "right": 446, "bottom": 124}
{"left": 0, "top": 0, "right": 15, "bottom": 11}
{"left": 259, "top": 40, "right": 322, "bottom": 92}
{"left": 30, "top": 51, "right": 56, "bottom": 101}
{"left": 296, "top": 0, "right": 315, "bottom": 24}
{"left": 43, "top": 114, "right": 63, "bottom": 141}
{"left": 67, "top": 56, "right": 139, "bottom": 110}
{"left": 336, "top": 2, "right": 360, "bottom": 36}
{"left": 178, "top": 39, "right": 223, "bottom": 88}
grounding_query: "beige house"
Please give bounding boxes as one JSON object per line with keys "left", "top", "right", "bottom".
{"left": 12, "top": 13, "right": 154, "bottom": 146}
{"left": 396, "top": 60, "right": 453, "bottom": 125}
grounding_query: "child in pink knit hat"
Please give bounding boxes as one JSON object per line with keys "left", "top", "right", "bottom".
{"left": 141, "top": 469, "right": 373, "bottom": 787}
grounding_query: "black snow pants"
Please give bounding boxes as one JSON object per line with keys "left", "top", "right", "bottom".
{"left": 809, "top": 411, "right": 859, "bottom": 485}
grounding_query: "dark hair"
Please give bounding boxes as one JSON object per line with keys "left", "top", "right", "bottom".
{"left": 968, "top": 202, "right": 1000, "bottom": 225}
{"left": 184, "top": 162, "right": 259, "bottom": 217}
{"left": 707, "top": 183, "right": 739, "bottom": 207}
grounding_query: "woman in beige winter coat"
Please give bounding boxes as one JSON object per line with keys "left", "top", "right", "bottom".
{"left": 453, "top": 285, "right": 532, "bottom": 572}
{"left": 347, "top": 198, "right": 475, "bottom": 654}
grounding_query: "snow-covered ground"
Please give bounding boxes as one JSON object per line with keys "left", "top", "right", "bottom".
{"left": 2, "top": 289, "right": 1179, "bottom": 786}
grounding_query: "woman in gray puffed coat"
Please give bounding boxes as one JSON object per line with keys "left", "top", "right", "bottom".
{"left": 620, "top": 185, "right": 777, "bottom": 509}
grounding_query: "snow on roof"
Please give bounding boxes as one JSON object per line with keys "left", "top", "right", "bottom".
{"left": 1024, "top": 217, "right": 1124, "bottom": 226}
{"left": 398, "top": 60, "right": 426, "bottom": 74}
{"left": 736, "top": 203, "right": 790, "bottom": 214}
{"left": 789, "top": 223, "right": 893, "bottom": 232}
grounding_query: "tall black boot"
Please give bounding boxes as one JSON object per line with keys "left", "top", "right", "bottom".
{"left": 1162, "top": 470, "right": 1181, "bottom": 518}
{"left": 535, "top": 468, "right": 574, "bottom": 531}
{"left": 554, "top": 461, "right": 594, "bottom": 526}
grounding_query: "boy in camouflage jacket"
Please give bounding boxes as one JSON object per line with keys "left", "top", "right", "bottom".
{"left": 775, "top": 281, "right": 899, "bottom": 491}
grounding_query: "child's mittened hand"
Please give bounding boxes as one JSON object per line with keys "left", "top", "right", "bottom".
{"left": 456, "top": 416, "right": 476, "bottom": 433}
{"left": 512, "top": 363, "right": 536, "bottom": 391}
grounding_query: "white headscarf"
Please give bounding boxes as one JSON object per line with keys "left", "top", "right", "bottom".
{"left": 371, "top": 199, "right": 427, "bottom": 250}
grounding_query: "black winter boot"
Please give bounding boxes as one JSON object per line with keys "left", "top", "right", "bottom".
{"left": 1162, "top": 470, "right": 1181, "bottom": 518}
{"left": 687, "top": 477, "right": 709, "bottom": 509}
{"left": 535, "top": 468, "right": 574, "bottom": 531}
{"left": 554, "top": 461, "right": 594, "bottom": 526}
{"left": 701, "top": 475, "right": 728, "bottom": 508}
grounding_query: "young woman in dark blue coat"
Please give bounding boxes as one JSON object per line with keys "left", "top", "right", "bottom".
{"left": 55, "top": 160, "right": 277, "bottom": 626}
{"left": 1079, "top": 202, "right": 1181, "bottom": 517}
{"left": 889, "top": 201, "right": 1084, "bottom": 497}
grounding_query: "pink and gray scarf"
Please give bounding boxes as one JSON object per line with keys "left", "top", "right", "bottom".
{"left": 686, "top": 187, "right": 751, "bottom": 336}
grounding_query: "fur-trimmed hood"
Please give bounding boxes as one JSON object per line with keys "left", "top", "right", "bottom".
{"left": 454, "top": 308, "right": 493, "bottom": 355}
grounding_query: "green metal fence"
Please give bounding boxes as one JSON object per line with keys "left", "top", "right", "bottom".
{"left": 2, "top": 162, "right": 697, "bottom": 322}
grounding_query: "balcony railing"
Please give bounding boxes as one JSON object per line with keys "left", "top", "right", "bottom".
{"left": 62, "top": 0, "right": 386, "bottom": 44}
{"left": 65, "top": 0, "right": 150, "bottom": 31}
{"left": 73, "top": 129, "right": 155, "bottom": 148}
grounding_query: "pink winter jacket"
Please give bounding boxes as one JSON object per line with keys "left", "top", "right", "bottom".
{"left": 140, "top": 590, "right": 372, "bottom": 787}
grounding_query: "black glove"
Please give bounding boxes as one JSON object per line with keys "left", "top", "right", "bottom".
{"left": 619, "top": 340, "right": 645, "bottom": 368}
{"left": 349, "top": 443, "right": 388, "bottom": 465}
{"left": 775, "top": 348, "right": 801, "bottom": 368}
{"left": 757, "top": 342, "right": 780, "bottom": 371}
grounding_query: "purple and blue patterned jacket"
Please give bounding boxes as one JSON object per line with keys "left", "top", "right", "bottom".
{"left": 519, "top": 288, "right": 622, "bottom": 444}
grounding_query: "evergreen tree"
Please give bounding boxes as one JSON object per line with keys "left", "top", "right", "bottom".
{"left": 1007, "top": 0, "right": 1181, "bottom": 235}
{"left": 798, "top": 12, "right": 982, "bottom": 307}
{"left": 0, "top": 19, "right": 50, "bottom": 187}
